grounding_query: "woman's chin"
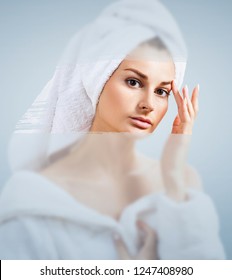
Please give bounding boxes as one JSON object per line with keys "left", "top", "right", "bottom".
{"left": 118, "top": 126, "right": 153, "bottom": 140}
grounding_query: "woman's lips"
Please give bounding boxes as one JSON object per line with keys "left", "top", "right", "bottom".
{"left": 129, "top": 117, "right": 152, "bottom": 129}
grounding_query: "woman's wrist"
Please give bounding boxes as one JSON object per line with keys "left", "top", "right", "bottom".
{"left": 171, "top": 123, "right": 193, "bottom": 135}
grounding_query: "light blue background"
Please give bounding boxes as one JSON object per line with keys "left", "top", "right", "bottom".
{"left": 1, "top": 0, "right": 231, "bottom": 258}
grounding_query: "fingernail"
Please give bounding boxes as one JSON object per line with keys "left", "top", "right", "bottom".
{"left": 197, "top": 84, "right": 200, "bottom": 91}
{"left": 173, "top": 79, "right": 177, "bottom": 85}
{"left": 185, "top": 85, "right": 188, "bottom": 91}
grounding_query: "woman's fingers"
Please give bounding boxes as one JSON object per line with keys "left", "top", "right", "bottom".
{"left": 191, "top": 85, "right": 199, "bottom": 115}
{"left": 180, "top": 86, "right": 191, "bottom": 121}
{"left": 113, "top": 222, "right": 159, "bottom": 260}
{"left": 172, "top": 81, "right": 189, "bottom": 121}
{"left": 171, "top": 81, "right": 198, "bottom": 134}
{"left": 113, "top": 233, "right": 131, "bottom": 260}
{"left": 182, "top": 86, "right": 195, "bottom": 118}
{"left": 139, "top": 221, "right": 157, "bottom": 249}
{"left": 171, "top": 80, "right": 183, "bottom": 109}
{"left": 137, "top": 220, "right": 159, "bottom": 260}
{"left": 172, "top": 80, "right": 200, "bottom": 122}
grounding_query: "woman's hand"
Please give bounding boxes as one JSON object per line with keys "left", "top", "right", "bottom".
{"left": 114, "top": 221, "right": 159, "bottom": 260}
{"left": 171, "top": 81, "right": 199, "bottom": 135}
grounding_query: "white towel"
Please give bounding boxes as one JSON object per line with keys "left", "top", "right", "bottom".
{"left": 8, "top": 0, "right": 187, "bottom": 171}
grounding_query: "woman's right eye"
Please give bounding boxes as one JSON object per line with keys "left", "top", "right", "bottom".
{"left": 126, "top": 78, "right": 142, "bottom": 88}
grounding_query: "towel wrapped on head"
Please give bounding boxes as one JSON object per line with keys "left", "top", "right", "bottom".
{"left": 9, "top": 0, "right": 187, "bottom": 171}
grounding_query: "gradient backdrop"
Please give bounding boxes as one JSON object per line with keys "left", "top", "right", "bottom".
{"left": 1, "top": 0, "right": 232, "bottom": 258}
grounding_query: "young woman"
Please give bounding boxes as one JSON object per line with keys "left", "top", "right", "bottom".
{"left": 0, "top": 0, "right": 225, "bottom": 259}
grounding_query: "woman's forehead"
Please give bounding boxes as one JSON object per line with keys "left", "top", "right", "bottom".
{"left": 126, "top": 43, "right": 172, "bottom": 61}
{"left": 117, "top": 58, "right": 175, "bottom": 79}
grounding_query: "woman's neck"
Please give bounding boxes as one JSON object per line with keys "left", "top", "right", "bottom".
{"left": 67, "top": 133, "right": 138, "bottom": 176}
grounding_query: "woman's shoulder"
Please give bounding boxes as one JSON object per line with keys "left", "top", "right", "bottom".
{"left": 136, "top": 152, "right": 203, "bottom": 191}
{"left": 1, "top": 170, "right": 54, "bottom": 194}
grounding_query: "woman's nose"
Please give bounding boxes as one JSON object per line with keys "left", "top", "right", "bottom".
{"left": 138, "top": 89, "right": 154, "bottom": 113}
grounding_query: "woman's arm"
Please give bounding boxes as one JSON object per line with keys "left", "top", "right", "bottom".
{"left": 161, "top": 82, "right": 200, "bottom": 201}
{"left": 157, "top": 82, "right": 225, "bottom": 259}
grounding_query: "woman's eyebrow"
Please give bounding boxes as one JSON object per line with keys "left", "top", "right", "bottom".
{"left": 124, "top": 68, "right": 172, "bottom": 85}
{"left": 159, "top": 81, "right": 172, "bottom": 86}
{"left": 124, "top": 68, "right": 148, "bottom": 79}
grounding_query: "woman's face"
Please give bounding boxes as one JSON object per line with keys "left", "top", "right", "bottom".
{"left": 91, "top": 45, "right": 175, "bottom": 134}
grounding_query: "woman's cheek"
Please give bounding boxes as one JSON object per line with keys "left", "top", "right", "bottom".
{"left": 156, "top": 96, "right": 169, "bottom": 110}
{"left": 111, "top": 84, "right": 131, "bottom": 105}
{"left": 155, "top": 99, "right": 168, "bottom": 123}
{"left": 160, "top": 100, "right": 168, "bottom": 116}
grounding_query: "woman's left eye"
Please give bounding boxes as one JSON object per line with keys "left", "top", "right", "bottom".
{"left": 155, "top": 89, "right": 170, "bottom": 97}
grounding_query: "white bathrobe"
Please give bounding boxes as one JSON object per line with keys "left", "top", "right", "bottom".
{"left": 0, "top": 170, "right": 226, "bottom": 259}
